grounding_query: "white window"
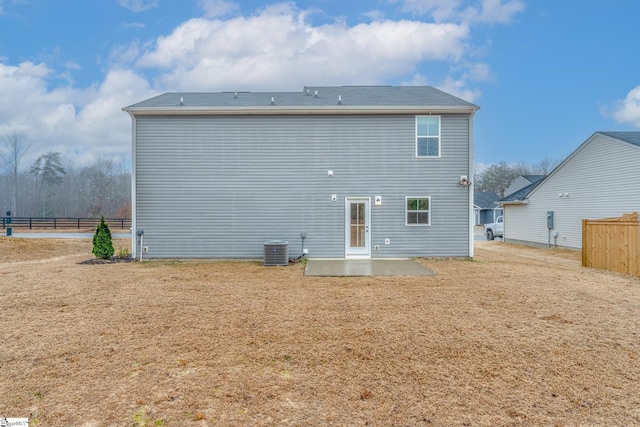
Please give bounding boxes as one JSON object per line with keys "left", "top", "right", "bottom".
{"left": 406, "top": 196, "right": 431, "bottom": 226}
{"left": 416, "top": 116, "right": 440, "bottom": 157}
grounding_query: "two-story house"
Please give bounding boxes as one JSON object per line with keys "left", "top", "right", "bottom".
{"left": 123, "top": 86, "right": 479, "bottom": 259}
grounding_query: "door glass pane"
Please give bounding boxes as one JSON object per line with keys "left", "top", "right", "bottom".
{"left": 350, "top": 203, "right": 365, "bottom": 248}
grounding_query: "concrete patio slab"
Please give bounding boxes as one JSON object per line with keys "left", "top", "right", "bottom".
{"left": 304, "top": 259, "right": 435, "bottom": 277}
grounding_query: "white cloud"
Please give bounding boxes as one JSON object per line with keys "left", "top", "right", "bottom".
{"left": 108, "top": 40, "right": 143, "bottom": 66}
{"left": 135, "top": 4, "right": 470, "bottom": 91}
{"left": 363, "top": 9, "right": 387, "bottom": 21}
{"left": 438, "top": 76, "right": 481, "bottom": 103}
{"left": 611, "top": 85, "right": 640, "bottom": 128}
{"left": 463, "top": 0, "right": 526, "bottom": 24}
{"left": 73, "top": 68, "right": 154, "bottom": 164}
{"left": 390, "top": 0, "right": 462, "bottom": 21}
{"left": 117, "top": 0, "right": 158, "bottom": 12}
{"left": 461, "top": 61, "right": 493, "bottom": 82}
{"left": 0, "top": 61, "right": 154, "bottom": 167}
{"left": 389, "top": 0, "right": 525, "bottom": 24}
{"left": 198, "top": 0, "right": 239, "bottom": 18}
{"left": 403, "top": 73, "right": 430, "bottom": 86}
{"left": 121, "top": 22, "right": 146, "bottom": 29}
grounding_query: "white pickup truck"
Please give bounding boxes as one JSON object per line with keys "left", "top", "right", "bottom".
{"left": 484, "top": 216, "right": 503, "bottom": 240}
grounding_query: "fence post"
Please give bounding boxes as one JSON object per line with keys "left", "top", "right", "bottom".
{"left": 78, "top": 218, "right": 80, "bottom": 229}
{"left": 29, "top": 218, "right": 32, "bottom": 230}
{"left": 54, "top": 218, "right": 57, "bottom": 229}
{"left": 581, "top": 219, "right": 587, "bottom": 267}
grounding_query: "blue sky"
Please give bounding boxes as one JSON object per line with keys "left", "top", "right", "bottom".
{"left": 1, "top": 0, "right": 639, "bottom": 169}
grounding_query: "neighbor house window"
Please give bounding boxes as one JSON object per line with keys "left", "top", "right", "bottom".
{"left": 406, "top": 197, "right": 431, "bottom": 226}
{"left": 416, "top": 116, "right": 440, "bottom": 157}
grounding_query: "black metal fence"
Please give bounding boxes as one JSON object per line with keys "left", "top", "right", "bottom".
{"left": 2, "top": 217, "right": 131, "bottom": 230}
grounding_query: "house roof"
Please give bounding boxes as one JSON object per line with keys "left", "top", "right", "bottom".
{"left": 598, "top": 131, "right": 640, "bottom": 147}
{"left": 474, "top": 191, "right": 501, "bottom": 209}
{"left": 123, "top": 86, "right": 479, "bottom": 115}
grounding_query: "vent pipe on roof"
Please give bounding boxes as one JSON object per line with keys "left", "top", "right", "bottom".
{"left": 314, "top": 90, "right": 318, "bottom": 98}
{"left": 305, "top": 89, "right": 310, "bottom": 96}
{"left": 234, "top": 91, "right": 238, "bottom": 99}
{"left": 338, "top": 95, "right": 342, "bottom": 105}
{"left": 179, "top": 97, "right": 184, "bottom": 106}
{"left": 270, "top": 96, "right": 275, "bottom": 105}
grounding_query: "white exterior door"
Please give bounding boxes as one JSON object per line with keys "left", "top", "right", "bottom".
{"left": 345, "top": 197, "right": 371, "bottom": 258}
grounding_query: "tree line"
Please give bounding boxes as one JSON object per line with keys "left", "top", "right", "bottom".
{"left": 0, "top": 132, "right": 130, "bottom": 218}
{"left": 475, "top": 157, "right": 561, "bottom": 198}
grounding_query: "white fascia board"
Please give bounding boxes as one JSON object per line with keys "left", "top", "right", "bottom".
{"left": 122, "top": 105, "right": 479, "bottom": 116}
{"left": 501, "top": 200, "right": 529, "bottom": 205}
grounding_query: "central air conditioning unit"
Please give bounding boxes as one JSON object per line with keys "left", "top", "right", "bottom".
{"left": 264, "top": 240, "right": 289, "bottom": 266}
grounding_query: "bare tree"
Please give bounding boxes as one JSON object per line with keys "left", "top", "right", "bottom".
{"left": 475, "top": 161, "right": 526, "bottom": 198}
{"left": 511, "top": 161, "right": 533, "bottom": 177}
{"left": 30, "top": 152, "right": 66, "bottom": 217}
{"left": 78, "top": 156, "right": 128, "bottom": 217}
{"left": 532, "top": 156, "right": 561, "bottom": 175}
{"left": 0, "top": 132, "right": 29, "bottom": 215}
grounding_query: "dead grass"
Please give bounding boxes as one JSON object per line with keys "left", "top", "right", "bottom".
{"left": 0, "top": 237, "right": 639, "bottom": 426}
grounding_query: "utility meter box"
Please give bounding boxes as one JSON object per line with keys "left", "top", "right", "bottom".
{"left": 547, "top": 211, "right": 554, "bottom": 229}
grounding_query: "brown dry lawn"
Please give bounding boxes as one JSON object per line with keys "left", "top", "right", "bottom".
{"left": 0, "top": 237, "right": 639, "bottom": 426}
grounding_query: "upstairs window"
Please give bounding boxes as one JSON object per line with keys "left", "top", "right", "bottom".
{"left": 416, "top": 116, "right": 440, "bottom": 157}
{"left": 406, "top": 197, "right": 431, "bottom": 226}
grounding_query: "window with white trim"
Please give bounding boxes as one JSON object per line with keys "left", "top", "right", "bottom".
{"left": 416, "top": 116, "right": 440, "bottom": 157}
{"left": 406, "top": 197, "right": 430, "bottom": 226}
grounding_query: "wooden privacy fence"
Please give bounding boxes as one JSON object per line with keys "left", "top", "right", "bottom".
{"left": 582, "top": 213, "right": 640, "bottom": 277}
{"left": 2, "top": 217, "right": 131, "bottom": 230}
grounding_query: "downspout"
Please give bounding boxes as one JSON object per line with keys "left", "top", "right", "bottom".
{"left": 467, "top": 113, "right": 474, "bottom": 257}
{"left": 127, "top": 111, "right": 137, "bottom": 259}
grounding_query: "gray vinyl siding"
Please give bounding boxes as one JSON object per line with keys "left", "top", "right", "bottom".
{"left": 504, "top": 134, "right": 640, "bottom": 249}
{"left": 134, "top": 114, "right": 471, "bottom": 258}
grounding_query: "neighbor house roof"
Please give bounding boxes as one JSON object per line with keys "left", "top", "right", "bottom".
{"left": 474, "top": 191, "right": 501, "bottom": 209}
{"left": 521, "top": 175, "right": 546, "bottom": 184}
{"left": 504, "top": 174, "right": 546, "bottom": 197}
{"left": 500, "top": 180, "right": 545, "bottom": 204}
{"left": 123, "top": 86, "right": 479, "bottom": 115}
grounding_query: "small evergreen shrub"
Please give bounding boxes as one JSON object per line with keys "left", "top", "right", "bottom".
{"left": 92, "top": 216, "right": 114, "bottom": 259}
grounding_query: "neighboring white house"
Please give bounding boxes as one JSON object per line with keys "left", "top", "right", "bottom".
{"left": 500, "top": 131, "right": 640, "bottom": 249}
{"left": 504, "top": 175, "right": 545, "bottom": 197}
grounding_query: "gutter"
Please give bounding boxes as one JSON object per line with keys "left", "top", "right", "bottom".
{"left": 500, "top": 200, "right": 529, "bottom": 205}
{"left": 121, "top": 105, "right": 480, "bottom": 116}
